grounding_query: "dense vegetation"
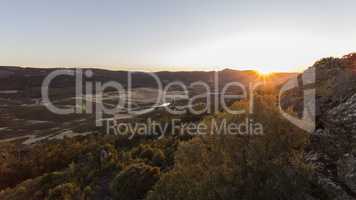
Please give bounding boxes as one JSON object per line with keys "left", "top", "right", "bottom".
{"left": 2, "top": 54, "right": 356, "bottom": 199}
{"left": 0, "top": 88, "right": 322, "bottom": 200}
{"left": 0, "top": 134, "right": 181, "bottom": 199}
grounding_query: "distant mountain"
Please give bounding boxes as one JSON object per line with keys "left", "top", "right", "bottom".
{"left": 0, "top": 66, "right": 297, "bottom": 91}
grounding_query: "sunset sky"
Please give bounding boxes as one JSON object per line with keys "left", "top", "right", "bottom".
{"left": 1, "top": 0, "right": 356, "bottom": 72}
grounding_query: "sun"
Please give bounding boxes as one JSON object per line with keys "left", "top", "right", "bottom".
{"left": 257, "top": 69, "right": 273, "bottom": 76}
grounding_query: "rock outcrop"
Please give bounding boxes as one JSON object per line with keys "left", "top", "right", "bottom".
{"left": 311, "top": 54, "right": 356, "bottom": 199}
{"left": 283, "top": 53, "right": 356, "bottom": 199}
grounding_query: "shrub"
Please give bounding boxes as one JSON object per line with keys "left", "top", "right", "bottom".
{"left": 110, "top": 163, "right": 160, "bottom": 200}
{"left": 47, "top": 182, "right": 81, "bottom": 200}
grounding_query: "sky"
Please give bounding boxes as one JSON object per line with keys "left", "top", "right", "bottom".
{"left": 1, "top": 0, "right": 356, "bottom": 72}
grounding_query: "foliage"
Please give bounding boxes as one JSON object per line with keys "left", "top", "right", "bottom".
{"left": 132, "top": 144, "right": 167, "bottom": 168}
{"left": 0, "top": 134, "right": 177, "bottom": 200}
{"left": 110, "top": 163, "right": 160, "bottom": 200}
{"left": 147, "top": 96, "right": 315, "bottom": 200}
{"left": 47, "top": 182, "right": 81, "bottom": 200}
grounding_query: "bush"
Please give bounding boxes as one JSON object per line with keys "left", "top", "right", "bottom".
{"left": 110, "top": 163, "right": 160, "bottom": 200}
{"left": 47, "top": 182, "right": 81, "bottom": 200}
{"left": 147, "top": 96, "right": 314, "bottom": 200}
{"left": 132, "top": 145, "right": 167, "bottom": 167}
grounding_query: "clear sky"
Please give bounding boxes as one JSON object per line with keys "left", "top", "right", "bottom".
{"left": 1, "top": 0, "right": 356, "bottom": 72}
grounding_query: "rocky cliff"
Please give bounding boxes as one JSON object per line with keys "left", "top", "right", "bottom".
{"left": 285, "top": 53, "right": 356, "bottom": 199}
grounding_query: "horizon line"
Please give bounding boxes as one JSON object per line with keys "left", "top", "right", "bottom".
{"left": 0, "top": 65, "right": 302, "bottom": 73}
